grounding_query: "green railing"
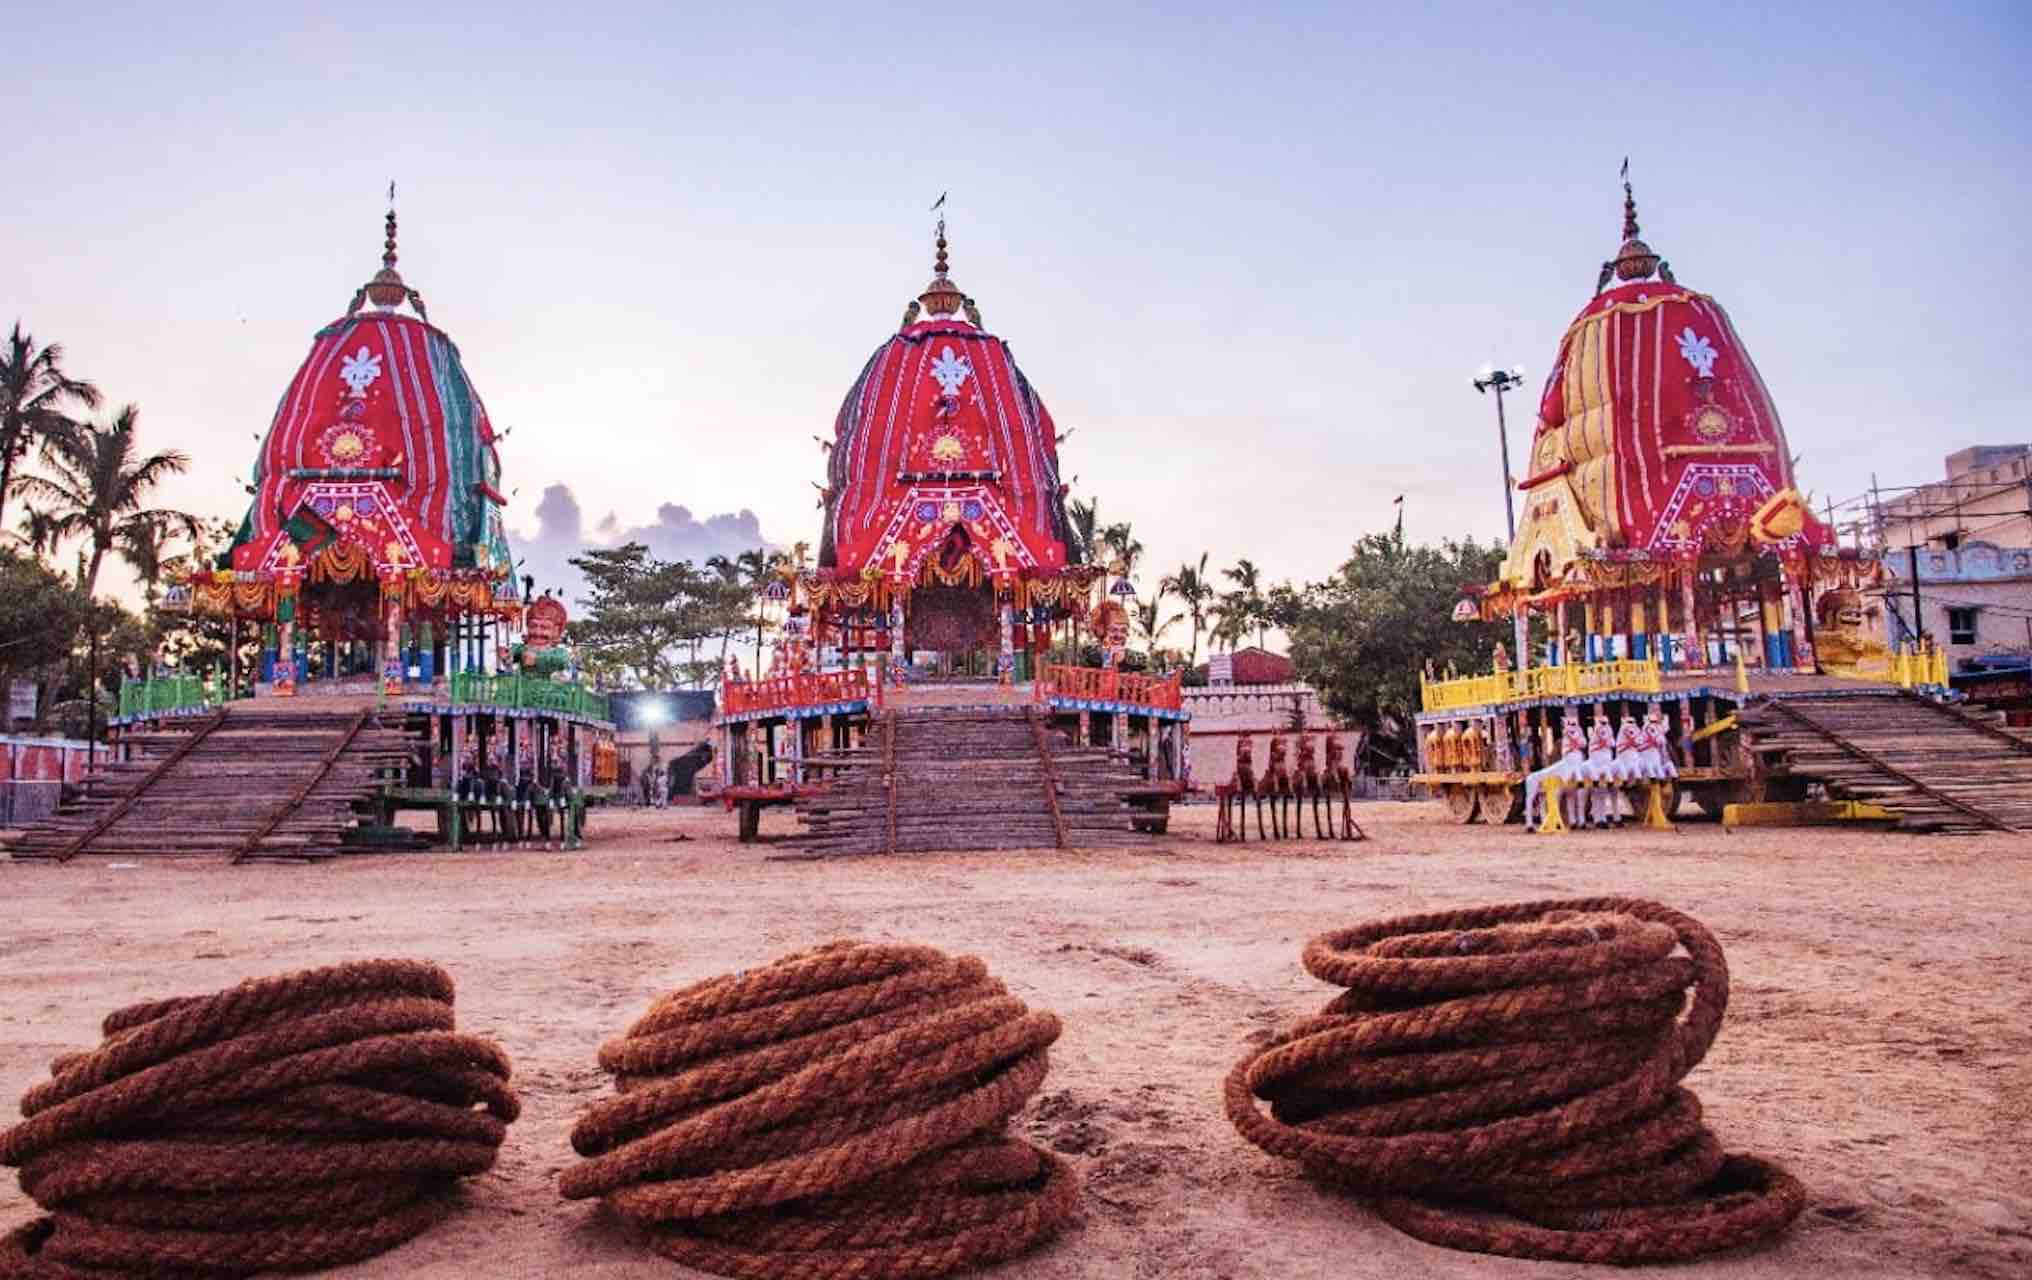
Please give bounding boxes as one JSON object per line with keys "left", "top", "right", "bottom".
{"left": 118, "top": 675, "right": 227, "bottom": 718}
{"left": 449, "top": 671, "right": 611, "bottom": 722}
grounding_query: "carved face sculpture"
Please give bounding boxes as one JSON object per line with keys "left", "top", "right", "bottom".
{"left": 1295, "top": 735, "right": 1317, "bottom": 771}
{"left": 1267, "top": 736, "right": 1289, "bottom": 771}
{"left": 1236, "top": 733, "right": 1254, "bottom": 771}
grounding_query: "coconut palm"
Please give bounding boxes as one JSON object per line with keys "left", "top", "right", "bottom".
{"left": 15, "top": 406, "right": 200, "bottom": 596}
{"left": 1098, "top": 522, "right": 1143, "bottom": 580}
{"left": 1223, "top": 556, "right": 1269, "bottom": 649}
{"left": 0, "top": 324, "right": 102, "bottom": 536}
{"left": 1065, "top": 497, "right": 1101, "bottom": 566}
{"left": 1159, "top": 552, "right": 1215, "bottom": 671}
{"left": 1132, "top": 597, "right": 1180, "bottom": 667}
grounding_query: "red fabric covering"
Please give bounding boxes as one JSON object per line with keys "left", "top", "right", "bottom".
{"left": 231, "top": 313, "right": 506, "bottom": 578}
{"left": 820, "top": 319, "right": 1075, "bottom": 578}
{"left": 1227, "top": 648, "right": 1294, "bottom": 685}
{"left": 1519, "top": 281, "right": 1838, "bottom": 564}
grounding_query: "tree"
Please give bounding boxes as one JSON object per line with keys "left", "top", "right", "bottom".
{"left": 1223, "top": 557, "right": 1268, "bottom": 649}
{"left": 15, "top": 406, "right": 199, "bottom": 596}
{"left": 1267, "top": 531, "right": 1507, "bottom": 769}
{"left": 1131, "top": 597, "right": 1180, "bottom": 667}
{"left": 705, "top": 547, "right": 776, "bottom": 680}
{"left": 569, "top": 544, "right": 743, "bottom": 690}
{"left": 1159, "top": 552, "right": 1215, "bottom": 671}
{"left": 1064, "top": 497, "right": 1101, "bottom": 567}
{"left": 0, "top": 549, "right": 92, "bottom": 722}
{"left": 0, "top": 323, "right": 101, "bottom": 535}
{"left": 1098, "top": 522, "right": 1143, "bottom": 581}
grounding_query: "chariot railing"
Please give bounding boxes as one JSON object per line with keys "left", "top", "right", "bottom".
{"left": 449, "top": 671, "right": 611, "bottom": 722}
{"left": 117, "top": 675, "right": 229, "bottom": 718}
{"left": 1033, "top": 663, "right": 1184, "bottom": 712}
{"left": 1421, "top": 656, "right": 1662, "bottom": 712}
{"left": 720, "top": 668, "right": 875, "bottom": 718}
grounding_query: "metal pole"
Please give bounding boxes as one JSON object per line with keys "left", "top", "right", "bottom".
{"left": 1493, "top": 384, "right": 1517, "bottom": 542}
{"left": 1908, "top": 544, "right": 1924, "bottom": 649}
{"left": 87, "top": 613, "right": 98, "bottom": 771}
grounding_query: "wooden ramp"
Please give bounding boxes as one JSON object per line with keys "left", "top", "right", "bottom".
{"left": 789, "top": 705, "right": 1152, "bottom": 856}
{"left": 1738, "top": 691, "right": 2032, "bottom": 833}
{"left": 7, "top": 703, "right": 417, "bottom": 862}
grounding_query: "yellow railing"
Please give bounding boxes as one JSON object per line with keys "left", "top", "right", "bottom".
{"left": 1421, "top": 657, "right": 1663, "bottom": 712}
{"left": 1890, "top": 646, "right": 1950, "bottom": 689}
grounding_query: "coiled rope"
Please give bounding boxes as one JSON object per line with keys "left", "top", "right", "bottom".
{"left": 562, "top": 941, "right": 1078, "bottom": 1279}
{"left": 1225, "top": 898, "right": 1806, "bottom": 1263}
{"left": 0, "top": 959, "right": 517, "bottom": 1278}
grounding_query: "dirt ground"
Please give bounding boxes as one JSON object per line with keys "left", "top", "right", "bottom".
{"left": 3, "top": 801, "right": 2029, "bottom": 1279}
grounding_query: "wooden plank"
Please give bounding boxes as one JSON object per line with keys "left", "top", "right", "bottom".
{"left": 52, "top": 709, "right": 228, "bottom": 861}
{"left": 1753, "top": 697, "right": 2014, "bottom": 832}
{"left": 230, "top": 707, "right": 374, "bottom": 864}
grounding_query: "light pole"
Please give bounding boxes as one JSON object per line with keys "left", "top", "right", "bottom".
{"left": 1474, "top": 363, "right": 1529, "bottom": 670}
{"left": 1473, "top": 364, "right": 1527, "bottom": 540}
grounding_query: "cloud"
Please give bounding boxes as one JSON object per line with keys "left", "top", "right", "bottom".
{"left": 513, "top": 484, "right": 774, "bottom": 607}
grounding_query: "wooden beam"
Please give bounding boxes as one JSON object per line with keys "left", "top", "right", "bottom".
{"left": 55, "top": 708, "right": 228, "bottom": 861}
{"left": 231, "top": 708, "right": 374, "bottom": 864}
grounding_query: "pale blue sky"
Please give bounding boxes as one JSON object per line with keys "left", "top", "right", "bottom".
{"left": 8, "top": 1, "right": 2028, "bottom": 600}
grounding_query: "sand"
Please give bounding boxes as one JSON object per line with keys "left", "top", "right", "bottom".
{"left": 3, "top": 801, "right": 2029, "bottom": 1279}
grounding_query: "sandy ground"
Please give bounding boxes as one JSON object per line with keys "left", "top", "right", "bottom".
{"left": 3, "top": 801, "right": 2029, "bottom": 1279}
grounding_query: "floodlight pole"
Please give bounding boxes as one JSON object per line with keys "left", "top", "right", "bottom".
{"left": 1475, "top": 366, "right": 1529, "bottom": 667}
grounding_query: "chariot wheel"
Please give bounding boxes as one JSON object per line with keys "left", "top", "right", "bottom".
{"left": 1479, "top": 782, "right": 1522, "bottom": 825}
{"left": 1441, "top": 783, "right": 1481, "bottom": 824}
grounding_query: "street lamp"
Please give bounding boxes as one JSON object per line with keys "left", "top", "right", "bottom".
{"left": 1474, "top": 363, "right": 1529, "bottom": 669}
{"left": 1472, "top": 363, "right": 1527, "bottom": 541}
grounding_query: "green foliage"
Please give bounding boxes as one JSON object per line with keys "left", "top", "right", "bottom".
{"left": 567, "top": 543, "right": 756, "bottom": 691}
{"left": 0, "top": 323, "right": 101, "bottom": 534}
{"left": 15, "top": 404, "right": 199, "bottom": 595}
{"left": 1267, "top": 531, "right": 1507, "bottom": 764}
{"left": 0, "top": 548, "right": 90, "bottom": 689}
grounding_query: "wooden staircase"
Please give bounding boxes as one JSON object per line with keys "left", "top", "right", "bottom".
{"left": 7, "top": 702, "right": 418, "bottom": 862}
{"left": 790, "top": 706, "right": 1152, "bottom": 856}
{"left": 1738, "top": 691, "right": 2032, "bottom": 833}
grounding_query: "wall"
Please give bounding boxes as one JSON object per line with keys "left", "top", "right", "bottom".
{"left": 1877, "top": 540, "right": 2032, "bottom": 659}
{"left": 1180, "top": 683, "right": 1365, "bottom": 786}
{"left": 0, "top": 735, "right": 94, "bottom": 827}
{"left": 1879, "top": 445, "right": 2032, "bottom": 551}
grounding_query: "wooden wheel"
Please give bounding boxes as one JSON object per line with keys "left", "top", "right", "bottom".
{"left": 1479, "top": 782, "right": 1521, "bottom": 825}
{"left": 1442, "top": 783, "right": 1481, "bottom": 824}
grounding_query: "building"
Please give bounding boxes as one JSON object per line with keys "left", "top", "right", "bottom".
{"left": 1184, "top": 649, "right": 1363, "bottom": 790}
{"left": 1870, "top": 447, "right": 2032, "bottom": 668}
{"left": 1877, "top": 445, "right": 2032, "bottom": 552}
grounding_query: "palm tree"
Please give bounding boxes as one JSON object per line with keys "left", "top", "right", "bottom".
{"left": 1098, "top": 522, "right": 1143, "bottom": 581}
{"left": 1159, "top": 552, "right": 1215, "bottom": 671}
{"left": 1132, "top": 598, "right": 1179, "bottom": 667}
{"left": 15, "top": 406, "right": 199, "bottom": 596}
{"left": 0, "top": 324, "right": 101, "bottom": 535}
{"left": 1065, "top": 497, "right": 1101, "bottom": 566}
{"left": 707, "top": 546, "right": 781, "bottom": 677}
{"left": 1206, "top": 598, "right": 1249, "bottom": 653}
{"left": 1223, "top": 556, "right": 1268, "bottom": 649}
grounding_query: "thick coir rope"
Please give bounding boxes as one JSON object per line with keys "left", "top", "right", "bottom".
{"left": 1225, "top": 898, "right": 1806, "bottom": 1264}
{"left": 0, "top": 959, "right": 518, "bottom": 1279}
{"left": 562, "top": 941, "right": 1078, "bottom": 1280}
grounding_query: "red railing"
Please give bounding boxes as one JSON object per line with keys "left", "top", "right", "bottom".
{"left": 1034, "top": 663, "right": 1183, "bottom": 712}
{"left": 721, "top": 668, "right": 875, "bottom": 718}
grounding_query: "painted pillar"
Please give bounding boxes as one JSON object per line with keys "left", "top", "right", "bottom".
{"left": 1680, "top": 570, "right": 1702, "bottom": 671}
{"left": 1582, "top": 597, "right": 1598, "bottom": 662}
{"left": 1631, "top": 588, "right": 1649, "bottom": 662}
{"left": 1112, "top": 711, "right": 1127, "bottom": 759}
{"left": 788, "top": 713, "right": 806, "bottom": 785}
{"left": 1553, "top": 599, "right": 1568, "bottom": 665}
{"left": 1782, "top": 567, "right": 1815, "bottom": 672}
{"left": 888, "top": 598, "right": 906, "bottom": 680}
{"left": 998, "top": 603, "right": 1015, "bottom": 683}
{"left": 1179, "top": 718, "right": 1192, "bottom": 785}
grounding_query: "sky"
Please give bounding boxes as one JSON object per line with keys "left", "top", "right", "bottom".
{"left": 7, "top": 1, "right": 2028, "bottom": 608}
